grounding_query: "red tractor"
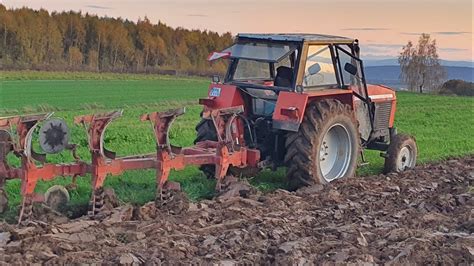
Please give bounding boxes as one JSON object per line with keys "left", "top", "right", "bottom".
{"left": 199, "top": 33, "right": 417, "bottom": 189}
{"left": 0, "top": 34, "right": 417, "bottom": 222}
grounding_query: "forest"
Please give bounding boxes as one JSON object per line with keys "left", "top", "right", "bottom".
{"left": 0, "top": 4, "right": 232, "bottom": 75}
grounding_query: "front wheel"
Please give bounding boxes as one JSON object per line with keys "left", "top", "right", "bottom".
{"left": 285, "top": 99, "right": 360, "bottom": 190}
{"left": 383, "top": 134, "right": 417, "bottom": 173}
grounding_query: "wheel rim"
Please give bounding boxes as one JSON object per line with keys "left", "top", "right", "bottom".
{"left": 396, "top": 146, "right": 415, "bottom": 171}
{"left": 319, "top": 123, "right": 352, "bottom": 182}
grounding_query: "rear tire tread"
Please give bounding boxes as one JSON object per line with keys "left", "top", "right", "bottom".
{"left": 285, "top": 99, "right": 359, "bottom": 190}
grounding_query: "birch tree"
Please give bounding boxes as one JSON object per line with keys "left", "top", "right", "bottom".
{"left": 399, "top": 34, "right": 446, "bottom": 93}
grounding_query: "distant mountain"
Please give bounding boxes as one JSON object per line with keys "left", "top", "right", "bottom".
{"left": 364, "top": 58, "right": 474, "bottom": 68}
{"left": 364, "top": 65, "right": 474, "bottom": 89}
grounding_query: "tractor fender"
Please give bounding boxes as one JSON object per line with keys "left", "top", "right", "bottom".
{"left": 272, "top": 91, "right": 309, "bottom": 132}
{"left": 198, "top": 84, "right": 245, "bottom": 112}
{"left": 273, "top": 90, "right": 354, "bottom": 132}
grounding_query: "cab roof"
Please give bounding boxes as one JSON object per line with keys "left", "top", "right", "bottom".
{"left": 237, "top": 33, "right": 355, "bottom": 45}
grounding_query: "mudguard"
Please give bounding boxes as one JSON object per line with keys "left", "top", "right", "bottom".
{"left": 272, "top": 91, "right": 308, "bottom": 132}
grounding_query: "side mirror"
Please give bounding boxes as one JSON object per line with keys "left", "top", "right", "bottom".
{"left": 307, "top": 63, "right": 321, "bottom": 75}
{"left": 212, "top": 75, "right": 221, "bottom": 83}
{"left": 344, "top": 63, "right": 358, "bottom": 75}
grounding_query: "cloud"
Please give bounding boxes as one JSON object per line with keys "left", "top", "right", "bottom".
{"left": 85, "top": 5, "right": 112, "bottom": 10}
{"left": 361, "top": 54, "right": 396, "bottom": 60}
{"left": 400, "top": 32, "right": 424, "bottom": 36}
{"left": 342, "top": 28, "right": 390, "bottom": 31}
{"left": 361, "top": 42, "right": 468, "bottom": 58}
{"left": 440, "top": 47, "right": 468, "bottom": 52}
{"left": 432, "top": 31, "right": 470, "bottom": 35}
{"left": 187, "top": 14, "right": 208, "bottom": 17}
{"left": 401, "top": 31, "right": 471, "bottom": 36}
{"left": 364, "top": 43, "right": 405, "bottom": 48}
{"left": 360, "top": 43, "right": 405, "bottom": 57}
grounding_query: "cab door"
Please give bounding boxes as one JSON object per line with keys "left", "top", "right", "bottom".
{"left": 335, "top": 45, "right": 374, "bottom": 142}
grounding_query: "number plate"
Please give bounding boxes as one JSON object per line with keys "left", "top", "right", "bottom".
{"left": 209, "top": 87, "right": 221, "bottom": 97}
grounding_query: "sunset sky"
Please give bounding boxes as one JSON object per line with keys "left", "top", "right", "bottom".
{"left": 2, "top": 0, "right": 473, "bottom": 61}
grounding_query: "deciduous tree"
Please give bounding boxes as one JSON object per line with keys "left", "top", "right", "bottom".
{"left": 399, "top": 34, "right": 446, "bottom": 93}
{"left": 0, "top": 4, "right": 233, "bottom": 74}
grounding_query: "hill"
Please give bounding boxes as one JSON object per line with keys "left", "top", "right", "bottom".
{"left": 364, "top": 58, "right": 473, "bottom": 68}
{"left": 365, "top": 65, "right": 474, "bottom": 89}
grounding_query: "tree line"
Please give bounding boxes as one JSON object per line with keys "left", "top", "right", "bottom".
{"left": 0, "top": 4, "right": 232, "bottom": 75}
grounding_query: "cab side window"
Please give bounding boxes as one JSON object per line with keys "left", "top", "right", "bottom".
{"left": 303, "top": 45, "right": 337, "bottom": 87}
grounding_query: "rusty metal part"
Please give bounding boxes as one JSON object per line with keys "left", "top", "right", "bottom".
{"left": 142, "top": 105, "right": 260, "bottom": 195}
{"left": 39, "top": 118, "right": 70, "bottom": 154}
{"left": 88, "top": 188, "right": 104, "bottom": 216}
{"left": 0, "top": 187, "right": 8, "bottom": 214}
{"left": 88, "top": 187, "right": 119, "bottom": 217}
{"left": 44, "top": 185, "right": 70, "bottom": 212}
{"left": 18, "top": 196, "right": 33, "bottom": 225}
{"left": 2, "top": 106, "right": 261, "bottom": 224}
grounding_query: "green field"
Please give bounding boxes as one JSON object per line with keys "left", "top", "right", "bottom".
{"left": 1, "top": 71, "right": 473, "bottom": 221}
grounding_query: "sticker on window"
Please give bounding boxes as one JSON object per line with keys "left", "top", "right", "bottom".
{"left": 209, "top": 87, "right": 221, "bottom": 97}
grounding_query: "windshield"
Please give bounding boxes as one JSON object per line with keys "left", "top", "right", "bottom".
{"left": 233, "top": 59, "right": 271, "bottom": 80}
{"left": 223, "top": 42, "right": 296, "bottom": 62}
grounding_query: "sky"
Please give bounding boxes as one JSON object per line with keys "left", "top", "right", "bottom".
{"left": 2, "top": 0, "right": 473, "bottom": 61}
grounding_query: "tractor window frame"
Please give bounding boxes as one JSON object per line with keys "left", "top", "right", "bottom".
{"left": 223, "top": 41, "right": 298, "bottom": 63}
{"left": 225, "top": 40, "right": 303, "bottom": 91}
{"left": 301, "top": 44, "right": 340, "bottom": 89}
{"left": 334, "top": 44, "right": 370, "bottom": 103}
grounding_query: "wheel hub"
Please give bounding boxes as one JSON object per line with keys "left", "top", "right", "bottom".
{"left": 320, "top": 141, "right": 329, "bottom": 161}
{"left": 319, "top": 124, "right": 352, "bottom": 182}
{"left": 397, "top": 146, "right": 414, "bottom": 171}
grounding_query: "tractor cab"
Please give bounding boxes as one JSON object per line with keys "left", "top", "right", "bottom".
{"left": 208, "top": 34, "right": 375, "bottom": 141}
{"left": 210, "top": 34, "right": 367, "bottom": 91}
{"left": 209, "top": 34, "right": 369, "bottom": 115}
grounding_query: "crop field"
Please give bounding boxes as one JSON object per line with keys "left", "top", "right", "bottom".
{"left": 1, "top": 71, "right": 473, "bottom": 221}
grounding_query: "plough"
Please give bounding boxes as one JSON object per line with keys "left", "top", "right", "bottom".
{"left": 0, "top": 106, "right": 260, "bottom": 223}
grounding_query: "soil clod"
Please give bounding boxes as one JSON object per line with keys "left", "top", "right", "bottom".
{"left": 0, "top": 156, "right": 472, "bottom": 264}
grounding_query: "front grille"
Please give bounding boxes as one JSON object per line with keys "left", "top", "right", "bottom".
{"left": 374, "top": 102, "right": 392, "bottom": 130}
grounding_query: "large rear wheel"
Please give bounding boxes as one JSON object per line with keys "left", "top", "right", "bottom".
{"left": 285, "top": 99, "right": 360, "bottom": 190}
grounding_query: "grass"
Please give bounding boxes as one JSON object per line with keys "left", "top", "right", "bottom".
{"left": 0, "top": 70, "right": 206, "bottom": 81}
{"left": 1, "top": 70, "right": 473, "bottom": 221}
{"left": 0, "top": 72, "right": 208, "bottom": 114}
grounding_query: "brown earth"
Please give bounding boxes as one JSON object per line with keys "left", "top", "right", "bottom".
{"left": 0, "top": 157, "right": 473, "bottom": 265}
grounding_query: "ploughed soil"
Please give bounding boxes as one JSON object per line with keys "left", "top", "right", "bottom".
{"left": 1, "top": 157, "right": 473, "bottom": 265}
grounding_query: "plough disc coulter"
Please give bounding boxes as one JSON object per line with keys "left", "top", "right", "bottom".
{"left": 0, "top": 106, "right": 260, "bottom": 223}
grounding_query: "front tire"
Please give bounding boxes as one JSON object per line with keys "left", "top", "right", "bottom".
{"left": 383, "top": 134, "right": 417, "bottom": 173}
{"left": 285, "top": 99, "right": 360, "bottom": 190}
